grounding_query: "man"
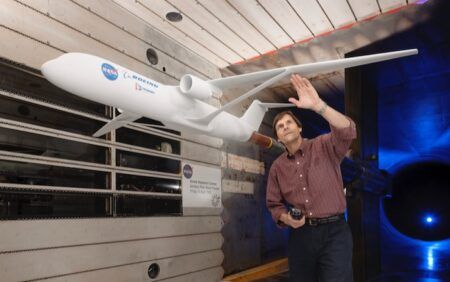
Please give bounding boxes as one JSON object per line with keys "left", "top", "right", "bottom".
{"left": 266, "top": 74, "right": 356, "bottom": 282}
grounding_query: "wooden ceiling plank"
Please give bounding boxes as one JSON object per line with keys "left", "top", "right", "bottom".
{"left": 198, "top": 0, "right": 274, "bottom": 54}
{"left": 168, "top": 0, "right": 259, "bottom": 59}
{"left": 287, "top": 0, "right": 334, "bottom": 35}
{"left": 258, "top": 0, "right": 313, "bottom": 43}
{"left": 228, "top": 0, "right": 294, "bottom": 48}
{"left": 318, "top": 0, "right": 356, "bottom": 29}
{"left": 347, "top": 0, "right": 381, "bottom": 20}
{"left": 378, "top": 0, "right": 408, "bottom": 13}
{"left": 113, "top": 0, "right": 229, "bottom": 67}
{"left": 140, "top": 0, "right": 243, "bottom": 63}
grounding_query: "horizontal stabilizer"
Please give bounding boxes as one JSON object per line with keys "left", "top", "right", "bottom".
{"left": 93, "top": 111, "right": 141, "bottom": 137}
{"left": 240, "top": 101, "right": 295, "bottom": 131}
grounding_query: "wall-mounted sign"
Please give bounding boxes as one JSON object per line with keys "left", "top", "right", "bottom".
{"left": 182, "top": 162, "right": 221, "bottom": 208}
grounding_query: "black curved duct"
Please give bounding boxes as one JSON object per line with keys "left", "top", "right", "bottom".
{"left": 383, "top": 161, "right": 450, "bottom": 241}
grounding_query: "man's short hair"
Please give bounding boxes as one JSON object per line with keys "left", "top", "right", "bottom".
{"left": 272, "top": 111, "right": 302, "bottom": 138}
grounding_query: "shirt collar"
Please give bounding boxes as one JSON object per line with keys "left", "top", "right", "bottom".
{"left": 285, "top": 138, "right": 307, "bottom": 159}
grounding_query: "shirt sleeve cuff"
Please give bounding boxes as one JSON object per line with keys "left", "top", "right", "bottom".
{"left": 330, "top": 116, "right": 357, "bottom": 140}
{"left": 273, "top": 209, "right": 288, "bottom": 228}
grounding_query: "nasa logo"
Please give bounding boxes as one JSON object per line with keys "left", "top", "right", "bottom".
{"left": 101, "top": 63, "right": 118, "bottom": 81}
{"left": 183, "top": 164, "right": 193, "bottom": 179}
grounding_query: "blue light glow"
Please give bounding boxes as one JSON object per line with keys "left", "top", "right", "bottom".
{"left": 354, "top": 9, "right": 450, "bottom": 275}
{"left": 380, "top": 201, "right": 450, "bottom": 273}
{"left": 426, "top": 244, "right": 437, "bottom": 270}
{"left": 416, "top": 0, "right": 429, "bottom": 4}
{"left": 424, "top": 215, "right": 436, "bottom": 225}
{"left": 375, "top": 46, "right": 450, "bottom": 173}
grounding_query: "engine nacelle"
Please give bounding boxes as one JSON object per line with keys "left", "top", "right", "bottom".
{"left": 179, "top": 74, "right": 214, "bottom": 100}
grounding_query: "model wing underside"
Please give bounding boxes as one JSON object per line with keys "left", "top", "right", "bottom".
{"left": 93, "top": 111, "right": 141, "bottom": 137}
{"left": 191, "top": 49, "right": 418, "bottom": 124}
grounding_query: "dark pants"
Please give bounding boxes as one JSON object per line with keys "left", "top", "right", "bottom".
{"left": 288, "top": 219, "right": 353, "bottom": 282}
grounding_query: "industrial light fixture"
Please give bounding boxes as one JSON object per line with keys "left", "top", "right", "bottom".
{"left": 166, "top": 11, "right": 182, "bottom": 22}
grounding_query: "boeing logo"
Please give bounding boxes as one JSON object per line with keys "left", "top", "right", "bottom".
{"left": 101, "top": 63, "right": 118, "bottom": 81}
{"left": 124, "top": 72, "right": 159, "bottom": 89}
{"left": 135, "top": 83, "right": 155, "bottom": 94}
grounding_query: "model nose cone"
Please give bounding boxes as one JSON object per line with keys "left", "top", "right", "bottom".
{"left": 41, "top": 55, "right": 72, "bottom": 90}
{"left": 41, "top": 58, "right": 58, "bottom": 78}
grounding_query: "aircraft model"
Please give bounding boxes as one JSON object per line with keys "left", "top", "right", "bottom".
{"left": 41, "top": 49, "right": 418, "bottom": 148}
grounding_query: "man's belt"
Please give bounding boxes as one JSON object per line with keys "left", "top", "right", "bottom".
{"left": 305, "top": 214, "right": 345, "bottom": 226}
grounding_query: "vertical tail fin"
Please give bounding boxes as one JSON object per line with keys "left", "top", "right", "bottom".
{"left": 240, "top": 100, "right": 295, "bottom": 131}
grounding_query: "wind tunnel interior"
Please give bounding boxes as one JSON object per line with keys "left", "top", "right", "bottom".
{"left": 345, "top": 1, "right": 450, "bottom": 280}
{"left": 253, "top": 2, "right": 450, "bottom": 281}
{"left": 2, "top": 1, "right": 449, "bottom": 281}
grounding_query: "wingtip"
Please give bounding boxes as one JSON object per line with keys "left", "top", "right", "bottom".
{"left": 92, "top": 129, "right": 106, "bottom": 138}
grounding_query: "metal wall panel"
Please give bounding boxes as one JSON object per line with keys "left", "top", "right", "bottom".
{"left": 225, "top": 153, "right": 264, "bottom": 175}
{"left": 222, "top": 179, "right": 254, "bottom": 194}
{"left": 181, "top": 131, "right": 223, "bottom": 148}
{"left": 0, "top": 242, "right": 223, "bottom": 281}
{"left": 0, "top": 26, "right": 63, "bottom": 70}
{"left": 0, "top": 0, "right": 224, "bottom": 280}
{"left": 152, "top": 266, "right": 224, "bottom": 282}
{"left": 72, "top": 0, "right": 221, "bottom": 79}
{"left": 0, "top": 216, "right": 221, "bottom": 252}
{"left": 43, "top": 263, "right": 224, "bottom": 282}
{"left": 1, "top": 0, "right": 176, "bottom": 84}
{"left": 183, "top": 206, "right": 223, "bottom": 216}
{"left": 18, "top": 0, "right": 211, "bottom": 81}
{"left": 181, "top": 141, "right": 222, "bottom": 165}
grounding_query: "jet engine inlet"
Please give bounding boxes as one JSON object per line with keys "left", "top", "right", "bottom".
{"left": 179, "top": 74, "right": 213, "bottom": 100}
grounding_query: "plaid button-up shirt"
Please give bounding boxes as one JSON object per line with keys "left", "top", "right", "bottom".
{"left": 266, "top": 117, "right": 357, "bottom": 227}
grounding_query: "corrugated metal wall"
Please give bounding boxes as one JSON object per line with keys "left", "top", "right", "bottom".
{"left": 0, "top": 0, "right": 224, "bottom": 281}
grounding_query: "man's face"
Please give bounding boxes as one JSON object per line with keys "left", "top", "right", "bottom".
{"left": 275, "top": 114, "right": 302, "bottom": 144}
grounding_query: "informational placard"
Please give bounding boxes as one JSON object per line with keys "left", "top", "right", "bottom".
{"left": 182, "top": 162, "right": 221, "bottom": 208}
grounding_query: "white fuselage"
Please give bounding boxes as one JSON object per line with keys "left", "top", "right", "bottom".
{"left": 41, "top": 53, "right": 255, "bottom": 141}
